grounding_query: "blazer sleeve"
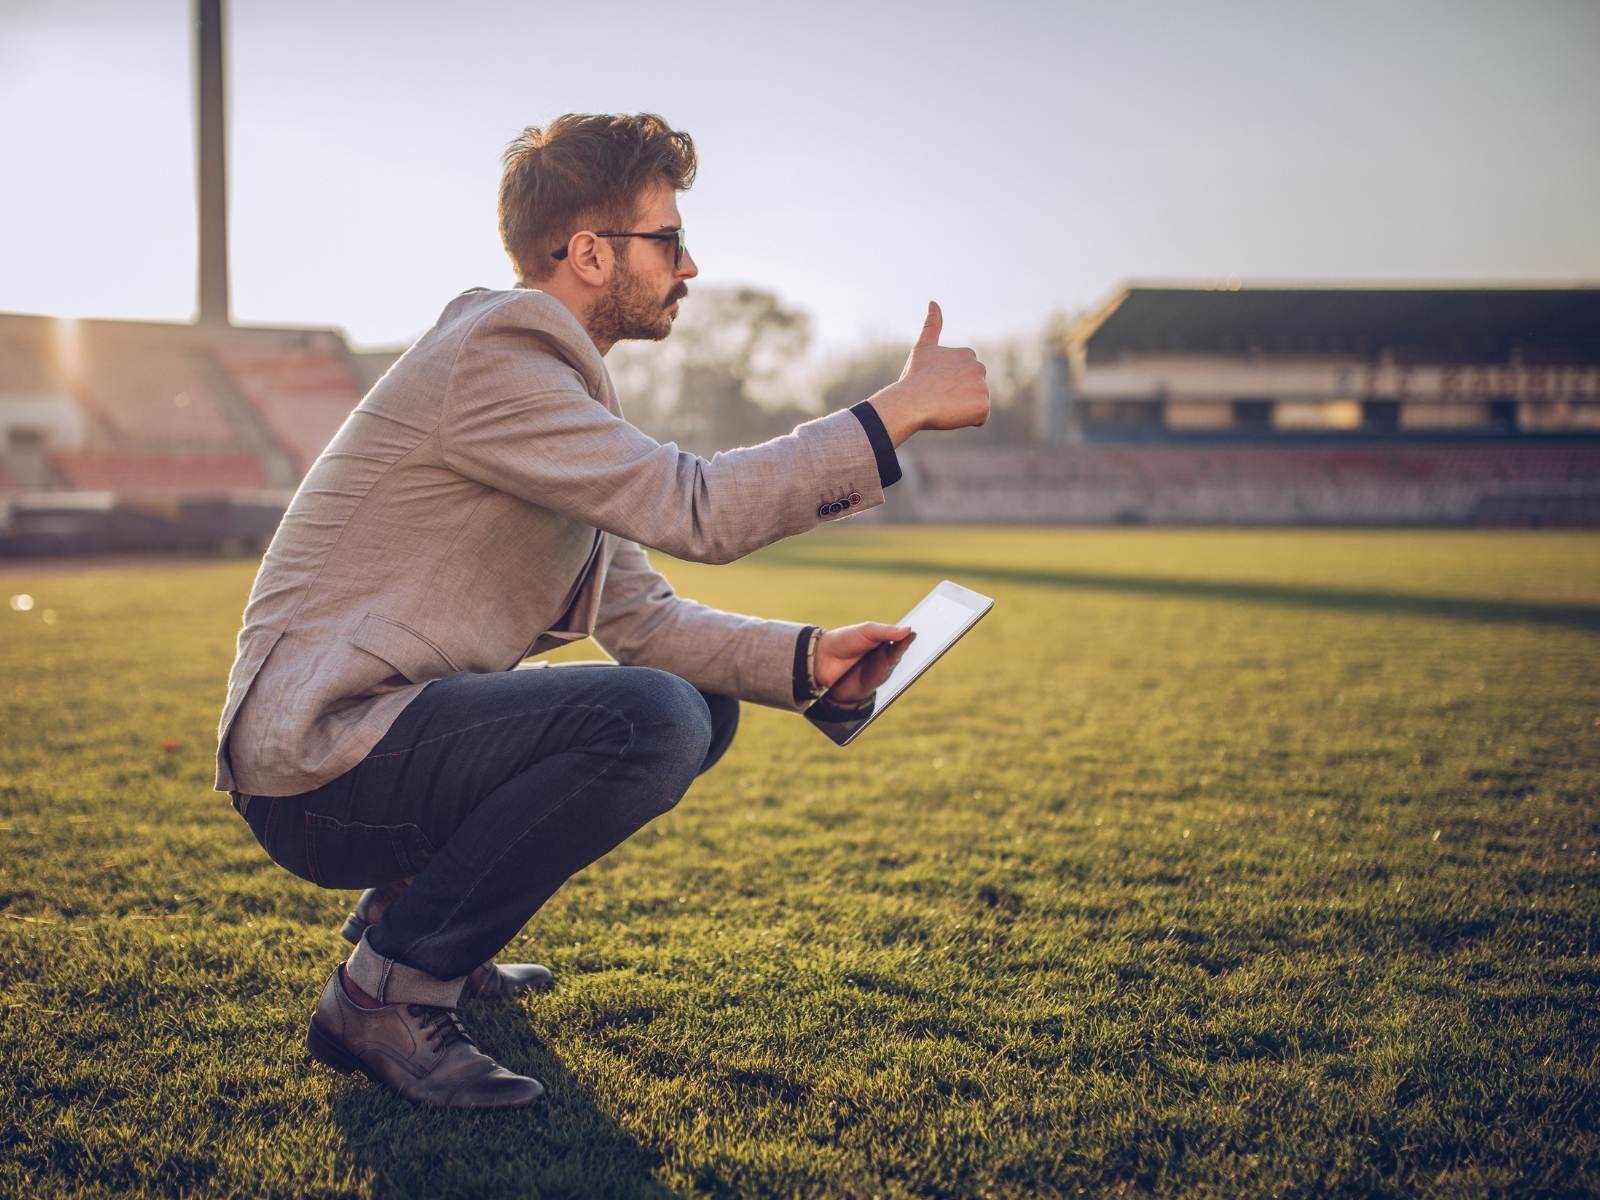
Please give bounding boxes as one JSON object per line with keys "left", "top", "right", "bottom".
{"left": 590, "top": 537, "right": 813, "bottom": 711}
{"left": 439, "top": 309, "right": 893, "bottom": 566}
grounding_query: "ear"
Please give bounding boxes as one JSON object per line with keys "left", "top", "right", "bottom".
{"left": 563, "top": 231, "right": 612, "bottom": 286}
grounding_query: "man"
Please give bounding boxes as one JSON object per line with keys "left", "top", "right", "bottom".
{"left": 218, "top": 112, "right": 989, "bottom": 1110}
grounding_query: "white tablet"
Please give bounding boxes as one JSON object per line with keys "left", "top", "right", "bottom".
{"left": 804, "top": 580, "right": 994, "bottom": 747}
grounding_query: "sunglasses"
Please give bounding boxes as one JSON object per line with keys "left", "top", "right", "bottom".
{"left": 551, "top": 227, "right": 686, "bottom": 270}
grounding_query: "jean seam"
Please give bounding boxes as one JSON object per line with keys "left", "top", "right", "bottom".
{"left": 360, "top": 702, "right": 625, "bottom": 764}
{"left": 302, "top": 812, "right": 321, "bottom": 889}
{"left": 260, "top": 796, "right": 280, "bottom": 853}
{"left": 399, "top": 703, "right": 640, "bottom": 964}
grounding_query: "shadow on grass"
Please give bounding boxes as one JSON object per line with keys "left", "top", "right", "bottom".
{"left": 761, "top": 553, "right": 1600, "bottom": 633}
{"left": 325, "top": 1006, "right": 677, "bottom": 1199}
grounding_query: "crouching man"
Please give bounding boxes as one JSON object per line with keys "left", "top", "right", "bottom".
{"left": 216, "top": 112, "right": 989, "bottom": 1109}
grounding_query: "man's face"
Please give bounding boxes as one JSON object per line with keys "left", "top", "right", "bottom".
{"left": 588, "top": 177, "right": 698, "bottom": 347}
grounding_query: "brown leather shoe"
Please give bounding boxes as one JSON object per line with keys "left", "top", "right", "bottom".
{"left": 305, "top": 965, "right": 544, "bottom": 1110}
{"left": 341, "top": 880, "right": 555, "bottom": 1001}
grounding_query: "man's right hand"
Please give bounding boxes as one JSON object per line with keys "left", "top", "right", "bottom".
{"left": 868, "top": 301, "right": 991, "bottom": 444}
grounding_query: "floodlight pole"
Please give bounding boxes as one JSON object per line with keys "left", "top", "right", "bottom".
{"left": 196, "top": 0, "right": 230, "bottom": 326}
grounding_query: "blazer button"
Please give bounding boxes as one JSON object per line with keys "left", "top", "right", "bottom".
{"left": 848, "top": 492, "right": 862, "bottom": 505}
{"left": 817, "top": 504, "right": 830, "bottom": 518}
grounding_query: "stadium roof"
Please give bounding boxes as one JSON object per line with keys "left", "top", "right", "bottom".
{"left": 0, "top": 310, "right": 349, "bottom": 345}
{"left": 1069, "top": 285, "right": 1600, "bottom": 364}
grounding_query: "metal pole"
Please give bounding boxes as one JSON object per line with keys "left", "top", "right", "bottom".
{"left": 196, "top": 0, "right": 229, "bottom": 326}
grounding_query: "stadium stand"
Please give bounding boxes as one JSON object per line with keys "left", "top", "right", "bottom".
{"left": 72, "top": 332, "right": 244, "bottom": 451}
{"left": 901, "top": 442, "right": 1600, "bottom": 525}
{"left": 48, "top": 450, "right": 268, "bottom": 494}
{"left": 4, "top": 281, "right": 1597, "bottom": 553}
{"left": 0, "top": 313, "right": 368, "bottom": 553}
{"left": 0, "top": 331, "right": 62, "bottom": 395}
{"left": 218, "top": 348, "right": 364, "bottom": 474}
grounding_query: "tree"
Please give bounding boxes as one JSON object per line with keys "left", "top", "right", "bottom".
{"left": 819, "top": 331, "right": 1048, "bottom": 446}
{"left": 969, "top": 335, "right": 1043, "bottom": 445}
{"left": 608, "top": 286, "right": 814, "bottom": 454}
{"left": 820, "top": 343, "right": 904, "bottom": 414}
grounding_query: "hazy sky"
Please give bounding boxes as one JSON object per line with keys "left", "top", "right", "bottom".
{"left": 2, "top": 0, "right": 1597, "bottom": 354}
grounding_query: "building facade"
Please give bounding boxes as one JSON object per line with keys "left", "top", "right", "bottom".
{"left": 1043, "top": 285, "right": 1600, "bottom": 443}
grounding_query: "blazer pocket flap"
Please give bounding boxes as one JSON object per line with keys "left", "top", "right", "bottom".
{"left": 349, "top": 613, "right": 458, "bottom": 683}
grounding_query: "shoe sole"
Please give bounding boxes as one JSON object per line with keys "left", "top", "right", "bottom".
{"left": 340, "top": 913, "right": 369, "bottom": 945}
{"left": 306, "top": 1016, "right": 364, "bottom": 1076}
{"left": 306, "top": 1017, "right": 544, "bottom": 1111}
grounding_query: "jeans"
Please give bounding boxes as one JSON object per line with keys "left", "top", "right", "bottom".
{"left": 237, "top": 663, "right": 739, "bottom": 987}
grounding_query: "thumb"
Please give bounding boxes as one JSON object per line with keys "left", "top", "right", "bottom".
{"left": 915, "top": 300, "right": 942, "bottom": 349}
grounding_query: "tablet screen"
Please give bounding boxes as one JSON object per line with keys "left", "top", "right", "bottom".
{"left": 805, "top": 581, "right": 992, "bottom": 746}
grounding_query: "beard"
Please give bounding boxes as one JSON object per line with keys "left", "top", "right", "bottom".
{"left": 588, "top": 259, "right": 686, "bottom": 346}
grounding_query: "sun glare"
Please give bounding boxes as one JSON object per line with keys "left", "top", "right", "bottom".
{"left": 50, "top": 317, "right": 86, "bottom": 389}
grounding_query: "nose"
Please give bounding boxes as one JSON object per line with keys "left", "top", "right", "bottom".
{"left": 677, "top": 248, "right": 699, "bottom": 280}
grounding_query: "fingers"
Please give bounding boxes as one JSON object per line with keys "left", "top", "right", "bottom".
{"left": 826, "top": 622, "right": 913, "bottom": 656}
{"left": 874, "top": 635, "right": 913, "bottom": 681}
{"left": 914, "top": 300, "right": 943, "bottom": 349}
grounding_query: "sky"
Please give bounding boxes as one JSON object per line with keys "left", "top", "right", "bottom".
{"left": 2, "top": 0, "right": 1597, "bottom": 355}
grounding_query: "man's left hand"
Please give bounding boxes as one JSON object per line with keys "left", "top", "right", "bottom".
{"left": 815, "top": 623, "right": 916, "bottom": 703}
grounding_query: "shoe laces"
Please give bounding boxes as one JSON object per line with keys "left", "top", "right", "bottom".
{"left": 408, "top": 1004, "right": 474, "bottom": 1052}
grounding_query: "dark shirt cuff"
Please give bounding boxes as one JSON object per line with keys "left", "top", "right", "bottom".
{"left": 793, "top": 625, "right": 821, "bottom": 705}
{"left": 805, "top": 692, "right": 877, "bottom": 724}
{"left": 849, "top": 400, "right": 903, "bottom": 489}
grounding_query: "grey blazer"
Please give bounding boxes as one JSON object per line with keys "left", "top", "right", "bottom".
{"left": 215, "top": 286, "right": 898, "bottom": 797}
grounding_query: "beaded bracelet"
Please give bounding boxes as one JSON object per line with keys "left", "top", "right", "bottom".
{"left": 804, "top": 626, "right": 826, "bottom": 698}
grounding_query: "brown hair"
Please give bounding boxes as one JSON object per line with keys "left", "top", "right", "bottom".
{"left": 498, "top": 113, "right": 697, "bottom": 283}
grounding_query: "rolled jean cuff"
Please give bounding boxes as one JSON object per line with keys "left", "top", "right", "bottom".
{"left": 347, "top": 929, "right": 467, "bottom": 1008}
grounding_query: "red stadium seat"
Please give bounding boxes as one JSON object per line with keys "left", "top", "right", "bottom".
{"left": 49, "top": 450, "right": 267, "bottom": 495}
{"left": 219, "top": 350, "right": 364, "bottom": 475}
{"left": 73, "top": 341, "right": 244, "bottom": 451}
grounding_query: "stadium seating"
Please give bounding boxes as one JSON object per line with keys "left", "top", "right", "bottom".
{"left": 49, "top": 450, "right": 267, "bottom": 495}
{"left": 72, "top": 337, "right": 243, "bottom": 451}
{"left": 5, "top": 309, "right": 1595, "bottom": 538}
{"left": 900, "top": 442, "right": 1600, "bottom": 525}
{"left": 218, "top": 349, "right": 363, "bottom": 474}
{"left": 0, "top": 333, "right": 61, "bottom": 394}
{"left": 0, "top": 319, "right": 368, "bottom": 518}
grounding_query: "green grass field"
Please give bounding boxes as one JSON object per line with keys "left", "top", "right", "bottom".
{"left": 2, "top": 527, "right": 1597, "bottom": 1198}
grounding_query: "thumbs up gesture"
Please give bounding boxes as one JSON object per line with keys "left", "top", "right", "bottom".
{"left": 869, "top": 302, "right": 991, "bottom": 439}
